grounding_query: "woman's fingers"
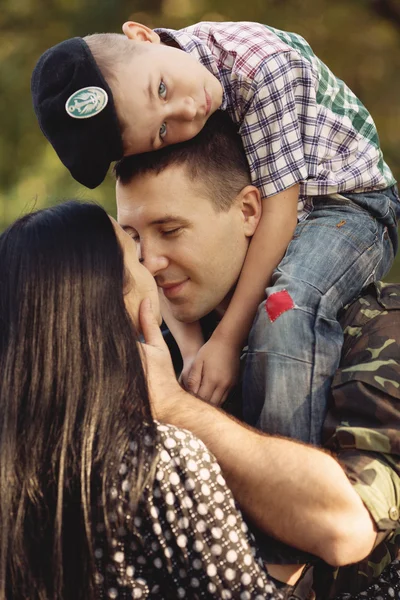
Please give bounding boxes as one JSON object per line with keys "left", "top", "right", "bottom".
{"left": 139, "top": 298, "right": 164, "bottom": 348}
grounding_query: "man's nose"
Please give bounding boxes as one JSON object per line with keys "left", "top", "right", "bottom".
{"left": 175, "top": 96, "right": 196, "bottom": 121}
{"left": 139, "top": 242, "right": 168, "bottom": 276}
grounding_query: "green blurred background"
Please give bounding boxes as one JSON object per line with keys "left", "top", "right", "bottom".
{"left": 1, "top": 0, "right": 399, "bottom": 278}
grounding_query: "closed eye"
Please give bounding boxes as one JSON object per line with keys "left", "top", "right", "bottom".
{"left": 162, "top": 228, "right": 182, "bottom": 236}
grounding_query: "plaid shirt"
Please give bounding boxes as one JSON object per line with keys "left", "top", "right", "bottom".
{"left": 156, "top": 21, "right": 396, "bottom": 219}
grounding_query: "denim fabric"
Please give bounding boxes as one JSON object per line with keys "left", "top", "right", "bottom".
{"left": 344, "top": 184, "right": 400, "bottom": 253}
{"left": 243, "top": 186, "right": 400, "bottom": 445}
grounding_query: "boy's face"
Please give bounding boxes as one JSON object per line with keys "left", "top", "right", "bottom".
{"left": 113, "top": 26, "right": 223, "bottom": 155}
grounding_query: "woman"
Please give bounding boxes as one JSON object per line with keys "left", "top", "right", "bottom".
{"left": 0, "top": 200, "right": 282, "bottom": 600}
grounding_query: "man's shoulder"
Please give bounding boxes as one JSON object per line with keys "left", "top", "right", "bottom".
{"left": 325, "top": 281, "right": 400, "bottom": 472}
{"left": 340, "top": 281, "right": 400, "bottom": 330}
{"left": 337, "top": 281, "right": 400, "bottom": 398}
{"left": 321, "top": 281, "right": 400, "bottom": 597}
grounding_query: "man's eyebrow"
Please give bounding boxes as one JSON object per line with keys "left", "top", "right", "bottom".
{"left": 121, "top": 217, "right": 189, "bottom": 230}
{"left": 149, "top": 216, "right": 190, "bottom": 226}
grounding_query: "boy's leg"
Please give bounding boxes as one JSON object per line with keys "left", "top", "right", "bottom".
{"left": 242, "top": 196, "right": 396, "bottom": 445}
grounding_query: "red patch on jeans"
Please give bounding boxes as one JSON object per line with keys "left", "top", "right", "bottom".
{"left": 265, "top": 289, "right": 295, "bottom": 323}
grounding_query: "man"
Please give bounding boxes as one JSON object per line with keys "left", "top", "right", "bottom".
{"left": 115, "top": 111, "right": 400, "bottom": 598}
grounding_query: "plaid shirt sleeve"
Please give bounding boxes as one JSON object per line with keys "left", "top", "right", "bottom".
{"left": 239, "top": 51, "right": 319, "bottom": 199}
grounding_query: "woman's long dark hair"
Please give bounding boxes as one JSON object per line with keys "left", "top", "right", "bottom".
{"left": 0, "top": 201, "right": 155, "bottom": 600}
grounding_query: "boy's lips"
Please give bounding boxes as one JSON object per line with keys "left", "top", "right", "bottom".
{"left": 204, "top": 90, "right": 212, "bottom": 116}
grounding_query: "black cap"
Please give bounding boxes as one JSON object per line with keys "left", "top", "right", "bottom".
{"left": 31, "top": 37, "right": 124, "bottom": 189}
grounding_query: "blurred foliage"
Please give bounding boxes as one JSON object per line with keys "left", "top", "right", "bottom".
{"left": 0, "top": 0, "right": 399, "bottom": 279}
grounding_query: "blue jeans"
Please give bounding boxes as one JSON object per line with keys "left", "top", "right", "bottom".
{"left": 243, "top": 185, "right": 400, "bottom": 445}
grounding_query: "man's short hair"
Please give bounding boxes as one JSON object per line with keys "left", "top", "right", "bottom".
{"left": 114, "top": 111, "right": 251, "bottom": 212}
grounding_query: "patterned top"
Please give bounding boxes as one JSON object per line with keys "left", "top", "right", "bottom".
{"left": 155, "top": 21, "right": 396, "bottom": 219}
{"left": 93, "top": 422, "right": 284, "bottom": 599}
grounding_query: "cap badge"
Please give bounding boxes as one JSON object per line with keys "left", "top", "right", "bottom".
{"left": 65, "top": 86, "right": 108, "bottom": 119}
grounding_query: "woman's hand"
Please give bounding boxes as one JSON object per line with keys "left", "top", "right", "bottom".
{"left": 139, "top": 298, "right": 186, "bottom": 420}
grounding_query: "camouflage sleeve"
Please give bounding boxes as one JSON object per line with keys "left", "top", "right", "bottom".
{"left": 321, "top": 282, "right": 400, "bottom": 595}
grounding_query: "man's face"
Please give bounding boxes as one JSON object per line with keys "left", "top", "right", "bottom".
{"left": 113, "top": 43, "right": 223, "bottom": 156}
{"left": 116, "top": 166, "right": 251, "bottom": 323}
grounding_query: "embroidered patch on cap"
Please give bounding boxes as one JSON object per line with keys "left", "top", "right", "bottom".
{"left": 265, "top": 289, "right": 295, "bottom": 323}
{"left": 65, "top": 86, "right": 108, "bottom": 119}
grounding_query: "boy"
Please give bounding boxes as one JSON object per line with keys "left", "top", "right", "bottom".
{"left": 31, "top": 21, "right": 400, "bottom": 444}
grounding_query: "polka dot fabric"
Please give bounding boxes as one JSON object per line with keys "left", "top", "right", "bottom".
{"left": 94, "top": 423, "right": 284, "bottom": 599}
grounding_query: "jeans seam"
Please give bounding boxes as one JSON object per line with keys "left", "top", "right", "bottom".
{"left": 293, "top": 212, "right": 379, "bottom": 249}
{"left": 246, "top": 350, "right": 313, "bottom": 365}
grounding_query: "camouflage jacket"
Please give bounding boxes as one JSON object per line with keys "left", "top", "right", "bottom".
{"left": 319, "top": 281, "right": 400, "bottom": 598}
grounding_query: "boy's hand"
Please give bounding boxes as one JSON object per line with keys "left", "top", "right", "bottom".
{"left": 139, "top": 298, "right": 186, "bottom": 420}
{"left": 182, "top": 336, "right": 240, "bottom": 406}
{"left": 179, "top": 354, "right": 197, "bottom": 390}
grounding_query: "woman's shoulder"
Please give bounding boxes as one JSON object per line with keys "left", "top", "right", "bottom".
{"left": 150, "top": 421, "right": 224, "bottom": 483}
{"left": 118, "top": 421, "right": 225, "bottom": 498}
{"left": 153, "top": 421, "right": 211, "bottom": 455}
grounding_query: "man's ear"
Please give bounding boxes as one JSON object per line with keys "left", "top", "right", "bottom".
{"left": 237, "top": 185, "right": 262, "bottom": 236}
{"left": 122, "top": 21, "right": 161, "bottom": 44}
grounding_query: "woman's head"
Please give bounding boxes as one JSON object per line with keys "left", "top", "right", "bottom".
{"left": 0, "top": 201, "right": 158, "bottom": 599}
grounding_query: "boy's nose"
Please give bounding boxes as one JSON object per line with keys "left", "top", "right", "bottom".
{"left": 175, "top": 97, "right": 196, "bottom": 121}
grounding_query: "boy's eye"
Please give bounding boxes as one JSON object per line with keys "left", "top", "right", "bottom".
{"left": 159, "top": 123, "right": 167, "bottom": 140}
{"left": 158, "top": 81, "right": 167, "bottom": 99}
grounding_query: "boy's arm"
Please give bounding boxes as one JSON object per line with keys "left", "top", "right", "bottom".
{"left": 215, "top": 183, "right": 299, "bottom": 347}
{"left": 189, "top": 184, "right": 299, "bottom": 403}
